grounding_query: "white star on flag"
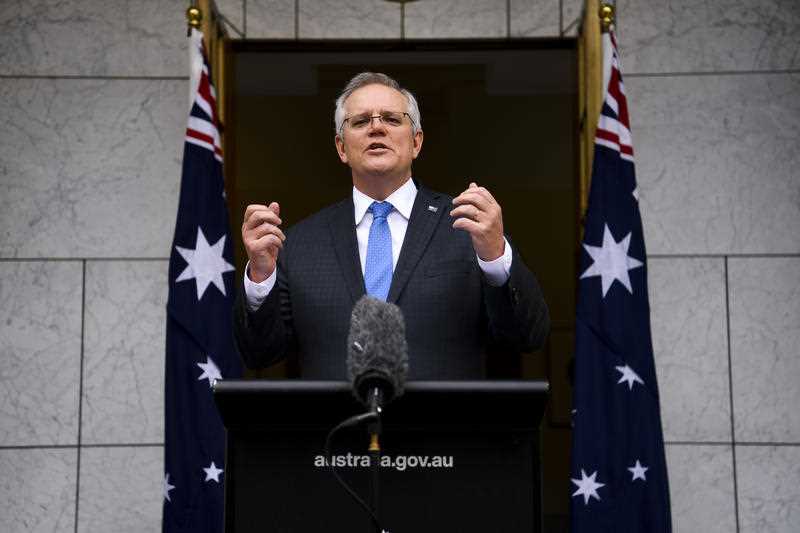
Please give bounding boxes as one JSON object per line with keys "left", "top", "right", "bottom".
{"left": 628, "top": 460, "right": 648, "bottom": 481}
{"left": 175, "top": 227, "right": 235, "bottom": 300}
{"left": 203, "top": 461, "right": 224, "bottom": 483}
{"left": 163, "top": 473, "right": 175, "bottom": 502}
{"left": 571, "top": 469, "right": 605, "bottom": 505}
{"left": 580, "top": 224, "right": 643, "bottom": 297}
{"left": 616, "top": 364, "right": 644, "bottom": 390}
{"left": 197, "top": 356, "right": 222, "bottom": 387}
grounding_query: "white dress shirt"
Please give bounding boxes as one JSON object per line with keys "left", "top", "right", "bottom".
{"left": 244, "top": 178, "right": 513, "bottom": 310}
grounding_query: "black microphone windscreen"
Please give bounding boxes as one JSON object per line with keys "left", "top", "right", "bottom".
{"left": 346, "top": 296, "right": 409, "bottom": 405}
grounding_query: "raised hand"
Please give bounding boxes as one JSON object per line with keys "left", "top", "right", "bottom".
{"left": 241, "top": 202, "right": 285, "bottom": 282}
{"left": 450, "top": 182, "right": 505, "bottom": 261}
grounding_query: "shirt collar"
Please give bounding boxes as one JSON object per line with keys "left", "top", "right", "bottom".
{"left": 353, "top": 178, "right": 418, "bottom": 225}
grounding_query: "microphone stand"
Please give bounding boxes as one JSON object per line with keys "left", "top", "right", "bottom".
{"left": 367, "top": 387, "right": 383, "bottom": 533}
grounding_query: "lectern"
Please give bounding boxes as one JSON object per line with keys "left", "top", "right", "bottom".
{"left": 214, "top": 380, "right": 548, "bottom": 532}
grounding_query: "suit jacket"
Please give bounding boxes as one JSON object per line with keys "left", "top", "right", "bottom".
{"left": 233, "top": 184, "right": 549, "bottom": 380}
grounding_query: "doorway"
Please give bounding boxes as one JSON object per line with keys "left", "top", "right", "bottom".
{"left": 225, "top": 39, "right": 578, "bottom": 531}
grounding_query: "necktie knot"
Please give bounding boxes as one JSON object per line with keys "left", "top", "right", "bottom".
{"left": 369, "top": 201, "right": 394, "bottom": 221}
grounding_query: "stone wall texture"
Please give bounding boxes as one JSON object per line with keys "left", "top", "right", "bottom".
{"left": 1, "top": 1, "right": 797, "bottom": 531}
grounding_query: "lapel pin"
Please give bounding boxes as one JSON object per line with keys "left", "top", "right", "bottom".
{"left": 428, "top": 205, "right": 438, "bottom": 213}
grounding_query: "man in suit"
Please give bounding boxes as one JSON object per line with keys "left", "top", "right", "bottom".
{"left": 234, "top": 72, "right": 549, "bottom": 379}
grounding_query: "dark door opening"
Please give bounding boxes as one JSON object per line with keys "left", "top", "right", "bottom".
{"left": 226, "top": 39, "right": 578, "bottom": 532}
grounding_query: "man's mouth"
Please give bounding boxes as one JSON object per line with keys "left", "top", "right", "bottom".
{"left": 366, "top": 143, "right": 390, "bottom": 152}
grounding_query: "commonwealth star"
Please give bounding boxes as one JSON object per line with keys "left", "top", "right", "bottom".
{"left": 175, "top": 227, "right": 235, "bottom": 300}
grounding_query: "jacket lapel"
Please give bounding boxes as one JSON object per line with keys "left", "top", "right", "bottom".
{"left": 328, "top": 198, "right": 365, "bottom": 305}
{"left": 387, "top": 186, "right": 445, "bottom": 303}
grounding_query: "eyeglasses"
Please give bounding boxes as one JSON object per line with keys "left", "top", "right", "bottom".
{"left": 342, "top": 111, "right": 414, "bottom": 132}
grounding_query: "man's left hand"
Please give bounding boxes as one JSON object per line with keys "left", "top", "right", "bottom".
{"left": 451, "top": 182, "right": 505, "bottom": 261}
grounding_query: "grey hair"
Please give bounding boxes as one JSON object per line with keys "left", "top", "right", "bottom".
{"left": 334, "top": 72, "right": 422, "bottom": 136}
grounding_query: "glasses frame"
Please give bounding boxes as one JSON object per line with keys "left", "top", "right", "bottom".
{"left": 340, "top": 111, "right": 416, "bottom": 133}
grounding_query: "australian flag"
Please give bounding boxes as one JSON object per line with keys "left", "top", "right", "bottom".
{"left": 570, "top": 31, "right": 671, "bottom": 532}
{"left": 163, "top": 29, "right": 242, "bottom": 532}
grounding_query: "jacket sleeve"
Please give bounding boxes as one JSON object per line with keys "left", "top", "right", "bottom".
{"left": 481, "top": 239, "right": 550, "bottom": 353}
{"left": 232, "top": 252, "right": 296, "bottom": 369}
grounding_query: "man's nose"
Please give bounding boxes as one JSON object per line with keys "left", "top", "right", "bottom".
{"left": 367, "top": 116, "right": 387, "bottom": 133}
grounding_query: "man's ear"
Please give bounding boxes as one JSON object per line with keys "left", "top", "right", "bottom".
{"left": 335, "top": 134, "right": 348, "bottom": 164}
{"left": 411, "top": 129, "right": 424, "bottom": 160}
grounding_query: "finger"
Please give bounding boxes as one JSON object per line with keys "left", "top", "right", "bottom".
{"left": 244, "top": 203, "right": 281, "bottom": 227}
{"left": 269, "top": 201, "right": 280, "bottom": 217}
{"left": 452, "top": 217, "right": 482, "bottom": 234}
{"left": 465, "top": 183, "right": 496, "bottom": 204}
{"left": 244, "top": 204, "right": 270, "bottom": 221}
{"left": 457, "top": 181, "right": 480, "bottom": 198}
{"left": 251, "top": 233, "right": 285, "bottom": 252}
{"left": 244, "top": 209, "right": 282, "bottom": 230}
{"left": 452, "top": 190, "right": 491, "bottom": 210}
{"left": 244, "top": 207, "right": 272, "bottom": 229}
{"left": 449, "top": 204, "right": 481, "bottom": 221}
{"left": 249, "top": 222, "right": 286, "bottom": 242}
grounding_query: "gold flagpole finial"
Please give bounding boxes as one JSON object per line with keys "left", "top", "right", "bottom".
{"left": 599, "top": 2, "right": 615, "bottom": 32}
{"left": 186, "top": 5, "right": 203, "bottom": 29}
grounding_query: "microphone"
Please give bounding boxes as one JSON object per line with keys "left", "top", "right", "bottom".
{"left": 346, "top": 296, "right": 409, "bottom": 411}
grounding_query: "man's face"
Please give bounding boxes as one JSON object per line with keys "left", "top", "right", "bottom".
{"left": 335, "top": 84, "right": 423, "bottom": 182}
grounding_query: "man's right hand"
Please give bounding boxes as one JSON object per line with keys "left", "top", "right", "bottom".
{"left": 242, "top": 202, "right": 285, "bottom": 283}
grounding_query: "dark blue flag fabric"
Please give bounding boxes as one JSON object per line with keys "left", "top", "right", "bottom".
{"left": 163, "top": 29, "right": 242, "bottom": 532}
{"left": 570, "top": 31, "right": 671, "bottom": 532}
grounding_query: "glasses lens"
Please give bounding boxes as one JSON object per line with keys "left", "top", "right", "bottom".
{"left": 348, "top": 113, "right": 371, "bottom": 129}
{"left": 380, "top": 111, "right": 405, "bottom": 127}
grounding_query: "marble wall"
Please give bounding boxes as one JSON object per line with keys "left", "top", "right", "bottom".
{"left": 0, "top": 0, "right": 796, "bottom": 531}
{"left": 618, "top": 1, "right": 800, "bottom": 532}
{"left": 0, "top": 0, "right": 184, "bottom": 531}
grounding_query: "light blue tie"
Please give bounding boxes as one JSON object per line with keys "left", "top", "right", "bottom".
{"left": 364, "top": 201, "right": 394, "bottom": 301}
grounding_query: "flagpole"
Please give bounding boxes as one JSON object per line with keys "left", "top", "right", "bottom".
{"left": 578, "top": 0, "right": 602, "bottom": 222}
{"left": 578, "top": 0, "right": 617, "bottom": 226}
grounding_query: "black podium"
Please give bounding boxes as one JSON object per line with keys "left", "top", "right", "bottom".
{"left": 213, "top": 380, "right": 548, "bottom": 532}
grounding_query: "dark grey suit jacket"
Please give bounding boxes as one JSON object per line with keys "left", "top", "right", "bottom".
{"left": 233, "top": 184, "right": 549, "bottom": 380}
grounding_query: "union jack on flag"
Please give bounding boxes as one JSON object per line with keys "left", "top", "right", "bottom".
{"left": 185, "top": 40, "right": 223, "bottom": 163}
{"left": 569, "top": 31, "right": 671, "bottom": 532}
{"left": 163, "top": 28, "right": 241, "bottom": 532}
{"left": 594, "top": 34, "right": 634, "bottom": 164}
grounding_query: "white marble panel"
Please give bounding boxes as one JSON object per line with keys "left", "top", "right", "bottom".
{"left": 0, "top": 0, "right": 187, "bottom": 77}
{"left": 618, "top": 0, "right": 800, "bottom": 74}
{"left": 509, "top": 0, "right": 560, "bottom": 38}
{"left": 0, "top": 448, "right": 78, "bottom": 533}
{"left": 82, "top": 261, "right": 167, "bottom": 445}
{"left": 628, "top": 73, "right": 800, "bottom": 255}
{"left": 729, "top": 257, "right": 800, "bottom": 442}
{"left": 0, "top": 78, "right": 185, "bottom": 259}
{"left": 648, "top": 258, "right": 730, "bottom": 442}
{"left": 405, "top": 0, "right": 507, "bottom": 38}
{"left": 78, "top": 446, "right": 163, "bottom": 533}
{"left": 561, "top": 0, "right": 584, "bottom": 36}
{"left": 215, "top": 0, "right": 245, "bottom": 36}
{"left": 0, "top": 261, "right": 82, "bottom": 446}
{"left": 665, "top": 444, "right": 736, "bottom": 533}
{"left": 299, "top": 0, "right": 400, "bottom": 39}
{"left": 737, "top": 445, "right": 800, "bottom": 533}
{"left": 245, "top": 0, "right": 295, "bottom": 38}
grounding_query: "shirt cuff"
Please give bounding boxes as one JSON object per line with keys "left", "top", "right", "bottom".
{"left": 476, "top": 237, "right": 513, "bottom": 287}
{"left": 243, "top": 261, "right": 277, "bottom": 311}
